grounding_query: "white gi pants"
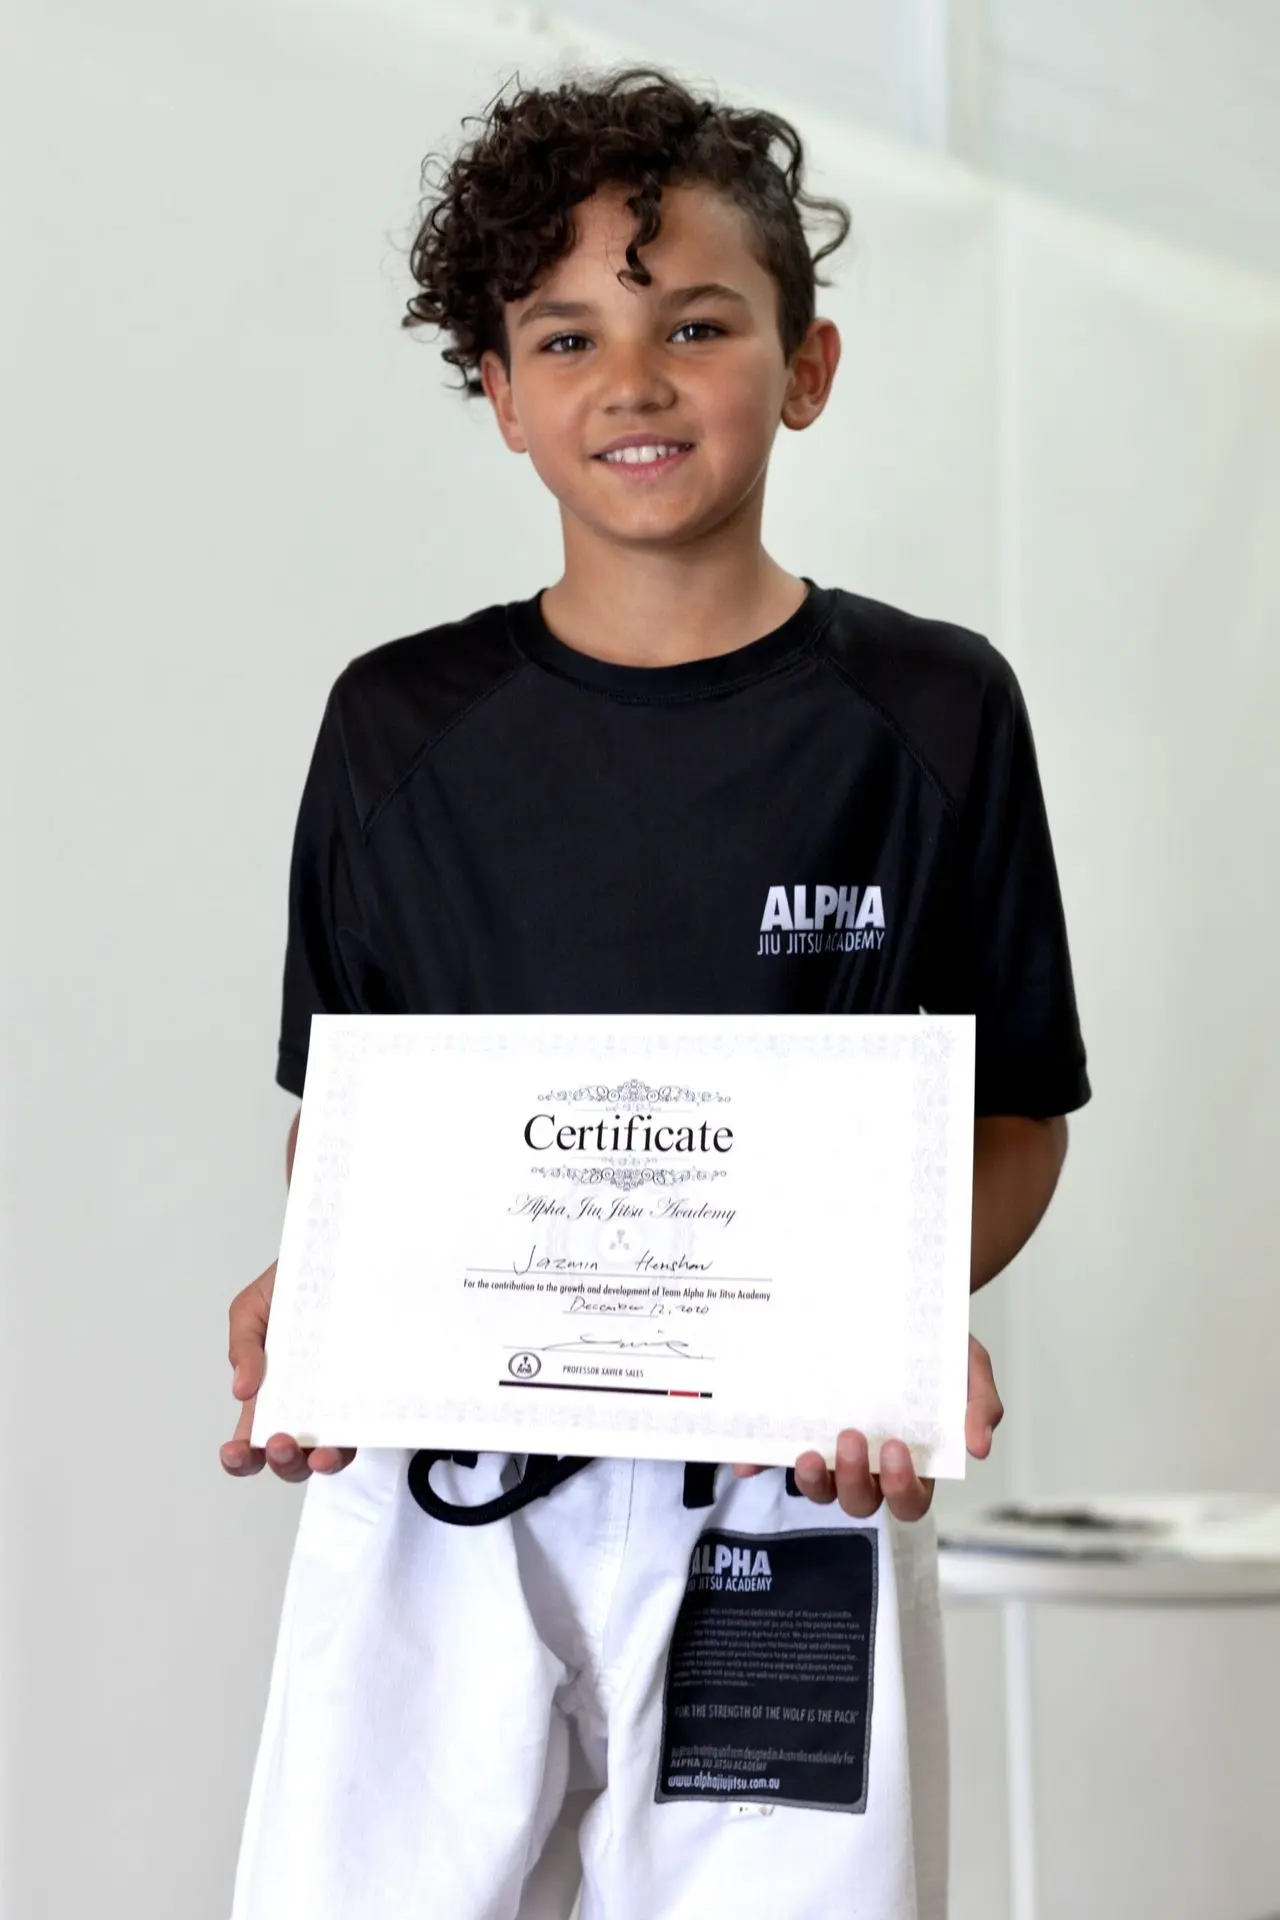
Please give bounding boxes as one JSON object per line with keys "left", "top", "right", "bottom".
{"left": 230, "top": 1448, "right": 949, "bottom": 1920}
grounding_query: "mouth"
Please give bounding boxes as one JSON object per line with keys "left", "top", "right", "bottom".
{"left": 592, "top": 442, "right": 695, "bottom": 479}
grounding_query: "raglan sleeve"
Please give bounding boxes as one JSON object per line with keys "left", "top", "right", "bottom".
{"left": 918, "top": 650, "right": 1091, "bottom": 1119}
{"left": 275, "top": 676, "right": 394, "bottom": 1098}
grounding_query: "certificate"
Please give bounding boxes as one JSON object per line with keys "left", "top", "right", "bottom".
{"left": 253, "top": 1014, "right": 975, "bottom": 1476}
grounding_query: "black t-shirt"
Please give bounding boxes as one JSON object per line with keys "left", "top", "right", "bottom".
{"left": 276, "top": 578, "right": 1090, "bottom": 1120}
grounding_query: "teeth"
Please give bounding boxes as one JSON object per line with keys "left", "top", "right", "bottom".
{"left": 601, "top": 444, "right": 689, "bottom": 464}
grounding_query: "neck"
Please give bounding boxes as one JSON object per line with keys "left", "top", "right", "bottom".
{"left": 538, "top": 547, "right": 809, "bottom": 670}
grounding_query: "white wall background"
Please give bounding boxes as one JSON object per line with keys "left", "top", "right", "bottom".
{"left": 532, "top": 0, "right": 1280, "bottom": 277}
{"left": 7, "top": 2, "right": 1280, "bottom": 1917}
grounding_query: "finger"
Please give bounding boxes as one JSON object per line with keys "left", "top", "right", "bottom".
{"left": 308, "top": 1447, "right": 357, "bottom": 1475}
{"left": 732, "top": 1464, "right": 768, "bottom": 1477}
{"left": 219, "top": 1441, "right": 266, "bottom": 1475}
{"left": 878, "top": 1440, "right": 934, "bottom": 1522}
{"left": 965, "top": 1334, "right": 1005, "bottom": 1459}
{"left": 792, "top": 1448, "right": 836, "bottom": 1505}
{"left": 833, "top": 1431, "right": 882, "bottom": 1518}
{"left": 220, "top": 1392, "right": 266, "bottom": 1475}
{"left": 263, "top": 1433, "right": 314, "bottom": 1483}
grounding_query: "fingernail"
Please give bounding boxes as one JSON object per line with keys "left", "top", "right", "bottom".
{"left": 797, "top": 1464, "right": 824, "bottom": 1487}
{"left": 836, "top": 1434, "right": 857, "bottom": 1467}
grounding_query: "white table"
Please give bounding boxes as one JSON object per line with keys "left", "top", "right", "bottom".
{"left": 938, "top": 1498, "right": 1280, "bottom": 1920}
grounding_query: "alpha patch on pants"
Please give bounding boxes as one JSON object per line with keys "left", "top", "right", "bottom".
{"left": 655, "top": 1527, "right": 878, "bottom": 1813}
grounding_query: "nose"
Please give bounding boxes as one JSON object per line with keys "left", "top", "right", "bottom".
{"left": 595, "top": 337, "right": 678, "bottom": 410}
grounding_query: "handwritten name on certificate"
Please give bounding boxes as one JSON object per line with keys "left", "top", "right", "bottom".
{"left": 253, "top": 1014, "right": 975, "bottom": 1476}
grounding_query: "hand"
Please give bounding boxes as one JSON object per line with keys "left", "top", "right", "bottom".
{"left": 730, "top": 1331, "right": 1004, "bottom": 1523}
{"left": 219, "top": 1259, "right": 357, "bottom": 1482}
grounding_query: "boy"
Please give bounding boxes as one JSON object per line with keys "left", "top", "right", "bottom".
{"left": 221, "top": 64, "right": 1088, "bottom": 1920}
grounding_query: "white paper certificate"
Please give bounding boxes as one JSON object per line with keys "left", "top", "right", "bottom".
{"left": 253, "top": 1014, "right": 975, "bottom": 1476}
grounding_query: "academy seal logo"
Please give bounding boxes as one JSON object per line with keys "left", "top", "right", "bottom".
{"left": 507, "top": 1351, "right": 542, "bottom": 1379}
{"left": 755, "top": 884, "right": 886, "bottom": 958}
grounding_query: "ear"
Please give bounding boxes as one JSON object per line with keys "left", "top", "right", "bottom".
{"left": 780, "top": 317, "right": 842, "bottom": 433}
{"left": 479, "top": 349, "right": 528, "bottom": 454}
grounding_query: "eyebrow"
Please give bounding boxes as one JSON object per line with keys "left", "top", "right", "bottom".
{"left": 515, "top": 281, "right": 749, "bottom": 332}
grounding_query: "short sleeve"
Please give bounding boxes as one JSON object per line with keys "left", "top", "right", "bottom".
{"left": 275, "top": 678, "right": 395, "bottom": 1097}
{"left": 919, "top": 655, "right": 1091, "bottom": 1119}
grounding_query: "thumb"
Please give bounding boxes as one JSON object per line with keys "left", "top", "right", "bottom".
{"left": 229, "top": 1264, "right": 275, "bottom": 1398}
{"left": 231, "top": 1359, "right": 258, "bottom": 1399}
{"left": 229, "top": 1317, "right": 265, "bottom": 1398}
{"left": 965, "top": 1333, "right": 1004, "bottom": 1457}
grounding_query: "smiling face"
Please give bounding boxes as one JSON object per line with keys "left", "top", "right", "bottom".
{"left": 479, "top": 179, "right": 838, "bottom": 556}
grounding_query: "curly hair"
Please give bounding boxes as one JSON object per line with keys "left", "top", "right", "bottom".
{"left": 398, "top": 62, "right": 851, "bottom": 399}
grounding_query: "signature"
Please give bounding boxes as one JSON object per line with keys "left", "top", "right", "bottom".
{"left": 532, "top": 1335, "right": 709, "bottom": 1359}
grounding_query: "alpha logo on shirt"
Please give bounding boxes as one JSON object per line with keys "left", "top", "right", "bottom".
{"left": 756, "top": 884, "right": 886, "bottom": 958}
